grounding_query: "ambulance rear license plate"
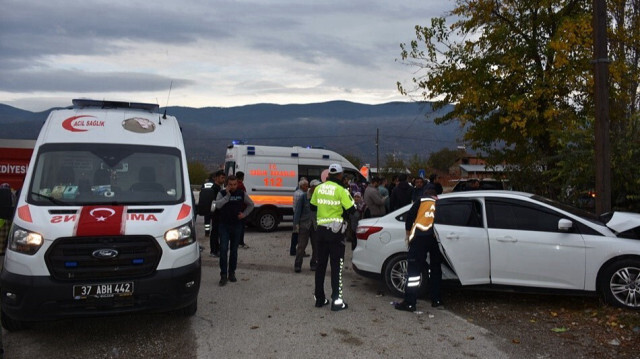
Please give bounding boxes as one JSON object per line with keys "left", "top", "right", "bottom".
{"left": 73, "top": 282, "right": 134, "bottom": 299}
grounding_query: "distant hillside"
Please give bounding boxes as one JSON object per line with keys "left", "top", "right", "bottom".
{"left": 0, "top": 101, "right": 461, "bottom": 166}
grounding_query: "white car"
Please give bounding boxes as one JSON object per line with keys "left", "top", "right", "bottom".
{"left": 352, "top": 191, "right": 640, "bottom": 309}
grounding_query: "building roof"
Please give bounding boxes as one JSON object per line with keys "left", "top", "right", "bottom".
{"left": 460, "top": 164, "right": 505, "bottom": 173}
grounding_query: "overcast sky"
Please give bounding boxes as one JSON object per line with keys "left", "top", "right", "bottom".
{"left": 0, "top": 0, "right": 453, "bottom": 111}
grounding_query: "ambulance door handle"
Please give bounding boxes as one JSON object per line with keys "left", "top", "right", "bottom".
{"left": 496, "top": 236, "right": 517, "bottom": 243}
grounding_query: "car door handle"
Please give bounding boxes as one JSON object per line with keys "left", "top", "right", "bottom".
{"left": 496, "top": 236, "right": 517, "bottom": 243}
{"left": 445, "top": 233, "right": 459, "bottom": 240}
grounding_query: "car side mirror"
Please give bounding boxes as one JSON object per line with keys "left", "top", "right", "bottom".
{"left": 558, "top": 218, "right": 573, "bottom": 232}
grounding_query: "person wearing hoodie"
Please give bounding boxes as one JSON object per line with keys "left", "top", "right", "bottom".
{"left": 390, "top": 173, "right": 413, "bottom": 211}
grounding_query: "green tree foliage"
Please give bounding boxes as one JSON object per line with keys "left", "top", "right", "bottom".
{"left": 398, "top": 0, "right": 639, "bottom": 208}
{"left": 427, "top": 148, "right": 460, "bottom": 172}
{"left": 188, "top": 161, "right": 208, "bottom": 186}
{"left": 607, "top": 0, "right": 640, "bottom": 210}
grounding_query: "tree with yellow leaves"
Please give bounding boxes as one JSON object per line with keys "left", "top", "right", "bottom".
{"left": 399, "top": 0, "right": 639, "bottom": 209}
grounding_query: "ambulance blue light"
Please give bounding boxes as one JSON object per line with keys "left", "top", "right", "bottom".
{"left": 65, "top": 261, "right": 78, "bottom": 268}
{"left": 132, "top": 258, "right": 144, "bottom": 264}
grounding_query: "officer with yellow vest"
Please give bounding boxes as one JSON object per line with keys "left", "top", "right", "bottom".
{"left": 394, "top": 188, "right": 443, "bottom": 312}
{"left": 310, "top": 163, "right": 355, "bottom": 311}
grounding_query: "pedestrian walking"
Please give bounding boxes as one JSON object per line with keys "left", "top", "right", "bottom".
{"left": 310, "top": 164, "right": 356, "bottom": 311}
{"left": 213, "top": 175, "right": 254, "bottom": 286}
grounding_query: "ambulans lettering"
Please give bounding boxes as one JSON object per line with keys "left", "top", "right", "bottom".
{"left": 51, "top": 215, "right": 77, "bottom": 223}
{"left": 127, "top": 213, "right": 158, "bottom": 221}
{"left": 62, "top": 115, "right": 104, "bottom": 132}
{"left": 50, "top": 213, "right": 159, "bottom": 223}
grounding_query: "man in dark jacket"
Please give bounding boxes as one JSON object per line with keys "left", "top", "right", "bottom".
{"left": 390, "top": 173, "right": 413, "bottom": 211}
{"left": 213, "top": 174, "right": 254, "bottom": 286}
{"left": 425, "top": 173, "right": 444, "bottom": 195}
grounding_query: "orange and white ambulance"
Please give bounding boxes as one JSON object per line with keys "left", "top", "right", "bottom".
{"left": 1, "top": 99, "right": 200, "bottom": 330}
{"left": 224, "top": 144, "right": 364, "bottom": 231}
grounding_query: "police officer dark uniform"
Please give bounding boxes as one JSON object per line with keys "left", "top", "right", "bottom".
{"left": 197, "top": 174, "right": 216, "bottom": 236}
{"left": 310, "top": 164, "right": 356, "bottom": 311}
{"left": 394, "top": 188, "right": 443, "bottom": 312}
{"left": 197, "top": 170, "right": 225, "bottom": 257}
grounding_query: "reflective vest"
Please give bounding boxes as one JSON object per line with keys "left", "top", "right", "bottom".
{"left": 310, "top": 180, "right": 354, "bottom": 226}
{"left": 408, "top": 197, "right": 436, "bottom": 242}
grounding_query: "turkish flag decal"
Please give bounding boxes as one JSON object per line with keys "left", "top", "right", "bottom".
{"left": 74, "top": 206, "right": 126, "bottom": 237}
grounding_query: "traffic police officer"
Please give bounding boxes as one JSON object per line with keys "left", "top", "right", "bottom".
{"left": 394, "top": 188, "right": 443, "bottom": 312}
{"left": 310, "top": 164, "right": 356, "bottom": 311}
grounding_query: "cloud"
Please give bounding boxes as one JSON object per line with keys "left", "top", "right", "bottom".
{"left": 0, "top": 69, "right": 191, "bottom": 92}
{"left": 0, "top": 0, "right": 454, "bottom": 110}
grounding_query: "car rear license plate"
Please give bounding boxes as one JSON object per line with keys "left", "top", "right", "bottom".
{"left": 73, "top": 282, "right": 134, "bottom": 299}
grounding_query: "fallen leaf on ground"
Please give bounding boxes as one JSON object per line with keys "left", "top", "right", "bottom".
{"left": 551, "top": 327, "right": 568, "bottom": 333}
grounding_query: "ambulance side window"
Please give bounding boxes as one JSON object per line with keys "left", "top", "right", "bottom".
{"left": 298, "top": 165, "right": 325, "bottom": 182}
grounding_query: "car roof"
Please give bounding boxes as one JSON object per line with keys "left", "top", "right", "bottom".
{"left": 439, "top": 190, "right": 533, "bottom": 200}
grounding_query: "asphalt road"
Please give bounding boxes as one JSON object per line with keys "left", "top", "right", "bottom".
{"left": 3, "top": 219, "right": 518, "bottom": 359}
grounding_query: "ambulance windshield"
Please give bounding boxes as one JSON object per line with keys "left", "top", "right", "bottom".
{"left": 27, "top": 143, "right": 184, "bottom": 205}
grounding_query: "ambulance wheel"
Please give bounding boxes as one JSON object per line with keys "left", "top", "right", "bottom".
{"left": 1, "top": 310, "right": 31, "bottom": 331}
{"left": 256, "top": 208, "right": 279, "bottom": 232}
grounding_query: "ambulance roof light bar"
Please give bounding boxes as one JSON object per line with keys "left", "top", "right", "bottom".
{"left": 72, "top": 99, "right": 160, "bottom": 113}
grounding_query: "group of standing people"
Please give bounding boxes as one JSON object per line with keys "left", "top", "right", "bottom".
{"left": 357, "top": 173, "right": 444, "bottom": 220}
{"left": 197, "top": 164, "right": 445, "bottom": 313}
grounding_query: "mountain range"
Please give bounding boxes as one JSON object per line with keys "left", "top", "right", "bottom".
{"left": 0, "top": 101, "right": 461, "bottom": 167}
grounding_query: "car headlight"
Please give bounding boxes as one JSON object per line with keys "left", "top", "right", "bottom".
{"left": 8, "top": 225, "right": 44, "bottom": 255}
{"left": 164, "top": 223, "right": 195, "bottom": 249}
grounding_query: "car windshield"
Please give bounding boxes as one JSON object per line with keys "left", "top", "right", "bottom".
{"left": 532, "top": 195, "right": 603, "bottom": 225}
{"left": 28, "top": 143, "right": 184, "bottom": 206}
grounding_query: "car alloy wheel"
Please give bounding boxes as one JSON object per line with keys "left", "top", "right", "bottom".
{"left": 600, "top": 259, "right": 640, "bottom": 310}
{"left": 609, "top": 266, "right": 640, "bottom": 308}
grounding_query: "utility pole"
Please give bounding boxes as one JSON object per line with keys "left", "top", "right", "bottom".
{"left": 593, "top": 0, "right": 612, "bottom": 214}
{"left": 376, "top": 128, "right": 380, "bottom": 175}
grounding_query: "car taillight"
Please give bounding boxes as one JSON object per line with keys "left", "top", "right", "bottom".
{"left": 356, "top": 226, "right": 383, "bottom": 240}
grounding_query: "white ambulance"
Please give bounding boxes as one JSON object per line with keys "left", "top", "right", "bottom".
{"left": 1, "top": 99, "right": 201, "bottom": 330}
{"left": 224, "top": 144, "right": 364, "bottom": 231}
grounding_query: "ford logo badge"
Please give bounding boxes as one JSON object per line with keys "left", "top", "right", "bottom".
{"left": 92, "top": 249, "right": 119, "bottom": 259}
